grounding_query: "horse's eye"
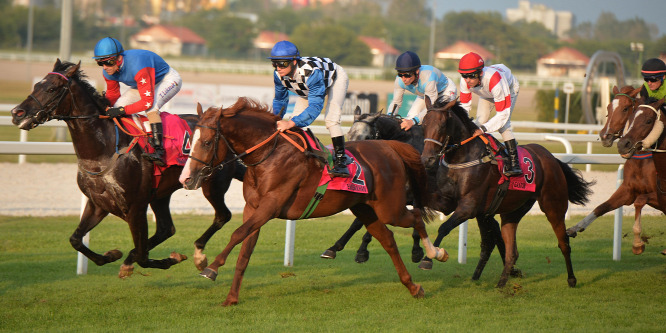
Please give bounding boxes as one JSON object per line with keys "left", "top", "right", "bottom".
{"left": 646, "top": 119, "right": 653, "bottom": 124}
{"left": 47, "top": 88, "right": 56, "bottom": 93}
{"left": 203, "top": 140, "right": 212, "bottom": 147}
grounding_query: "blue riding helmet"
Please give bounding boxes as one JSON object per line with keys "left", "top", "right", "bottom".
{"left": 93, "top": 37, "right": 124, "bottom": 59}
{"left": 395, "top": 51, "right": 421, "bottom": 72}
{"left": 268, "top": 41, "right": 301, "bottom": 60}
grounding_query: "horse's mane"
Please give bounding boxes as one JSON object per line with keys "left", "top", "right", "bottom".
{"left": 434, "top": 100, "right": 478, "bottom": 135}
{"left": 221, "top": 97, "right": 277, "bottom": 119}
{"left": 54, "top": 61, "right": 108, "bottom": 111}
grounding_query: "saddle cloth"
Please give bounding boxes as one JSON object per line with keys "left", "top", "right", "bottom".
{"left": 120, "top": 112, "right": 192, "bottom": 187}
{"left": 301, "top": 131, "right": 368, "bottom": 194}
{"left": 486, "top": 135, "right": 536, "bottom": 192}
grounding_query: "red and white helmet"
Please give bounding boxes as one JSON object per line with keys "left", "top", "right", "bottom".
{"left": 458, "top": 52, "right": 484, "bottom": 74}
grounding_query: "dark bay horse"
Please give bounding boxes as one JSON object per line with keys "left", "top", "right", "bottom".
{"left": 180, "top": 98, "right": 447, "bottom": 306}
{"left": 568, "top": 86, "right": 663, "bottom": 255}
{"left": 323, "top": 112, "right": 508, "bottom": 272}
{"left": 10, "top": 60, "right": 244, "bottom": 277}
{"left": 421, "top": 99, "right": 593, "bottom": 287}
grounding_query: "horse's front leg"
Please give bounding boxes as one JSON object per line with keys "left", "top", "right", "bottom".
{"left": 69, "top": 199, "right": 118, "bottom": 266}
{"left": 632, "top": 196, "right": 648, "bottom": 255}
{"left": 195, "top": 169, "right": 235, "bottom": 271}
{"left": 418, "top": 209, "right": 472, "bottom": 270}
{"left": 222, "top": 229, "right": 260, "bottom": 307}
{"left": 200, "top": 206, "right": 276, "bottom": 282}
{"left": 567, "top": 185, "right": 635, "bottom": 237}
{"left": 472, "top": 216, "right": 500, "bottom": 280}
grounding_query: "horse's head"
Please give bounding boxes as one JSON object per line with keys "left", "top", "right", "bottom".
{"left": 617, "top": 98, "right": 666, "bottom": 158}
{"left": 181, "top": 103, "right": 226, "bottom": 190}
{"left": 599, "top": 85, "right": 641, "bottom": 147}
{"left": 420, "top": 97, "right": 459, "bottom": 169}
{"left": 347, "top": 112, "right": 382, "bottom": 141}
{"left": 12, "top": 59, "right": 104, "bottom": 130}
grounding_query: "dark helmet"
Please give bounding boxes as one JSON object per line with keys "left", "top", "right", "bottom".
{"left": 641, "top": 58, "right": 666, "bottom": 79}
{"left": 458, "top": 52, "right": 485, "bottom": 74}
{"left": 93, "top": 37, "right": 124, "bottom": 59}
{"left": 268, "top": 40, "right": 301, "bottom": 60}
{"left": 395, "top": 51, "right": 421, "bottom": 72}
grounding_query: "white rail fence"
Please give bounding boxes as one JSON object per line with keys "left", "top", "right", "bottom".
{"left": 0, "top": 113, "right": 633, "bottom": 273}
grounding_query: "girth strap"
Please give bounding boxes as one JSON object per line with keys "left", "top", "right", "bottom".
{"left": 483, "top": 179, "right": 510, "bottom": 220}
{"left": 298, "top": 182, "right": 329, "bottom": 220}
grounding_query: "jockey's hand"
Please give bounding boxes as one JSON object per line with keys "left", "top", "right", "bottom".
{"left": 276, "top": 119, "right": 296, "bottom": 132}
{"left": 106, "top": 106, "right": 126, "bottom": 119}
{"left": 473, "top": 128, "right": 484, "bottom": 137}
{"left": 400, "top": 118, "right": 415, "bottom": 131}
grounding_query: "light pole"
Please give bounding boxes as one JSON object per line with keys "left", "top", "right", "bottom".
{"left": 630, "top": 42, "right": 644, "bottom": 79}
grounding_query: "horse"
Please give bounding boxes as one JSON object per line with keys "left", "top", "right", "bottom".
{"left": 322, "top": 112, "right": 510, "bottom": 274}
{"left": 179, "top": 97, "right": 448, "bottom": 306}
{"left": 10, "top": 59, "right": 244, "bottom": 277}
{"left": 567, "top": 86, "right": 663, "bottom": 255}
{"left": 617, "top": 98, "right": 666, "bottom": 255}
{"left": 420, "top": 98, "right": 594, "bottom": 288}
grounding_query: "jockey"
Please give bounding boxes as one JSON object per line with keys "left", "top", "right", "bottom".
{"left": 387, "top": 51, "right": 457, "bottom": 131}
{"left": 639, "top": 58, "right": 666, "bottom": 104}
{"left": 92, "top": 37, "right": 182, "bottom": 167}
{"left": 458, "top": 52, "right": 522, "bottom": 177}
{"left": 270, "top": 40, "right": 350, "bottom": 177}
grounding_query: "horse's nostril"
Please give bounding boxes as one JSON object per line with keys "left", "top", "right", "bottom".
{"left": 12, "top": 109, "right": 25, "bottom": 118}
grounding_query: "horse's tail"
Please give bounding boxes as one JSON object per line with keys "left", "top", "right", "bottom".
{"left": 557, "top": 160, "right": 595, "bottom": 205}
{"left": 383, "top": 140, "right": 437, "bottom": 223}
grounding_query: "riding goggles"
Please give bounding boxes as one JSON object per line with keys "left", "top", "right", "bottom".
{"left": 96, "top": 58, "right": 117, "bottom": 67}
{"left": 397, "top": 72, "right": 415, "bottom": 78}
{"left": 644, "top": 76, "right": 663, "bottom": 83}
{"left": 272, "top": 60, "right": 292, "bottom": 69}
{"left": 461, "top": 72, "right": 480, "bottom": 79}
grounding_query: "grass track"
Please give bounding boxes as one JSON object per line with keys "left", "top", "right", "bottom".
{"left": 1, "top": 214, "right": 664, "bottom": 332}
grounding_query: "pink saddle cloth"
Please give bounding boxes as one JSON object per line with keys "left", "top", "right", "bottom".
{"left": 302, "top": 133, "right": 368, "bottom": 194}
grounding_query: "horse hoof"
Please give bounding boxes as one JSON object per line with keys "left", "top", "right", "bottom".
{"left": 568, "top": 277, "right": 577, "bottom": 288}
{"left": 435, "top": 248, "right": 449, "bottom": 262}
{"left": 118, "top": 264, "right": 134, "bottom": 279}
{"left": 200, "top": 267, "right": 218, "bottom": 281}
{"left": 496, "top": 279, "right": 508, "bottom": 288}
{"left": 565, "top": 228, "right": 578, "bottom": 238}
{"left": 412, "top": 285, "right": 425, "bottom": 299}
{"left": 661, "top": 249, "right": 666, "bottom": 256}
{"left": 632, "top": 244, "right": 645, "bottom": 255}
{"left": 170, "top": 252, "right": 188, "bottom": 263}
{"left": 411, "top": 248, "right": 424, "bottom": 263}
{"left": 320, "top": 249, "right": 336, "bottom": 259}
{"left": 103, "top": 249, "right": 123, "bottom": 263}
{"left": 418, "top": 260, "right": 433, "bottom": 270}
{"left": 510, "top": 267, "right": 523, "bottom": 278}
{"left": 355, "top": 250, "right": 369, "bottom": 263}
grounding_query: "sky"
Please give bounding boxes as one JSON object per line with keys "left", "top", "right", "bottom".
{"left": 430, "top": 0, "right": 666, "bottom": 37}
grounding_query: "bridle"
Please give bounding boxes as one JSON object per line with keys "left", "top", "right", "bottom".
{"left": 604, "top": 93, "right": 638, "bottom": 141}
{"left": 26, "top": 71, "right": 99, "bottom": 126}
{"left": 188, "top": 118, "right": 305, "bottom": 180}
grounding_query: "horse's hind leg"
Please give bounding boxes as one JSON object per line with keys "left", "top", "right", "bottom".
{"left": 632, "top": 196, "right": 647, "bottom": 255}
{"left": 411, "top": 229, "right": 425, "bottom": 263}
{"left": 497, "top": 222, "right": 519, "bottom": 288}
{"left": 354, "top": 231, "right": 372, "bottom": 263}
{"left": 542, "top": 203, "right": 576, "bottom": 287}
{"left": 69, "top": 199, "right": 118, "bottom": 266}
{"left": 320, "top": 218, "right": 364, "bottom": 260}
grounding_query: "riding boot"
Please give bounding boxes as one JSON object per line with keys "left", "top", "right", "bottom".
{"left": 329, "top": 136, "right": 350, "bottom": 177}
{"left": 504, "top": 139, "right": 522, "bottom": 177}
{"left": 142, "top": 123, "right": 166, "bottom": 167}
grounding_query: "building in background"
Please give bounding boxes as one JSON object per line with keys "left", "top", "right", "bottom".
{"left": 536, "top": 46, "right": 589, "bottom": 78}
{"left": 434, "top": 40, "right": 495, "bottom": 71}
{"left": 358, "top": 36, "right": 399, "bottom": 68}
{"left": 129, "top": 25, "right": 207, "bottom": 57}
{"left": 506, "top": 0, "right": 574, "bottom": 39}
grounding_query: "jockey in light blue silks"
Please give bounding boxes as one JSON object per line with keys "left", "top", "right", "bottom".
{"left": 270, "top": 40, "right": 350, "bottom": 177}
{"left": 93, "top": 37, "right": 182, "bottom": 166}
{"left": 387, "top": 51, "right": 458, "bottom": 131}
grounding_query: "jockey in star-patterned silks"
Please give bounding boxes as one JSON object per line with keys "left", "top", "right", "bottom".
{"left": 93, "top": 37, "right": 182, "bottom": 166}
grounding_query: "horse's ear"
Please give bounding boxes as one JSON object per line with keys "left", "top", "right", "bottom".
{"left": 444, "top": 100, "right": 457, "bottom": 110}
{"left": 64, "top": 61, "right": 80, "bottom": 78}
{"left": 425, "top": 95, "right": 434, "bottom": 111}
{"left": 196, "top": 103, "right": 203, "bottom": 117}
{"left": 612, "top": 86, "right": 619, "bottom": 95}
{"left": 354, "top": 105, "right": 362, "bottom": 121}
{"left": 54, "top": 58, "right": 62, "bottom": 71}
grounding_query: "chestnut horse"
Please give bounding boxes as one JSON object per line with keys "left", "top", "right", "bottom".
{"left": 420, "top": 99, "right": 593, "bottom": 288}
{"left": 568, "top": 86, "right": 663, "bottom": 255}
{"left": 180, "top": 98, "right": 447, "bottom": 306}
{"left": 10, "top": 60, "right": 244, "bottom": 277}
{"left": 323, "top": 112, "right": 509, "bottom": 276}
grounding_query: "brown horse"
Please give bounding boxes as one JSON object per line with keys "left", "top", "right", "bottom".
{"left": 180, "top": 98, "right": 447, "bottom": 306}
{"left": 10, "top": 59, "right": 244, "bottom": 277}
{"left": 420, "top": 99, "right": 593, "bottom": 288}
{"left": 567, "top": 86, "right": 663, "bottom": 255}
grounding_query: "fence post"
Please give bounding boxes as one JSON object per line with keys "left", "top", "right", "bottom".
{"left": 284, "top": 219, "right": 296, "bottom": 267}
{"left": 613, "top": 165, "right": 624, "bottom": 261}
{"left": 76, "top": 195, "right": 89, "bottom": 275}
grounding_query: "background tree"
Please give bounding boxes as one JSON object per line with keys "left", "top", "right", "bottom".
{"left": 178, "top": 10, "right": 257, "bottom": 58}
{"left": 291, "top": 23, "right": 372, "bottom": 66}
